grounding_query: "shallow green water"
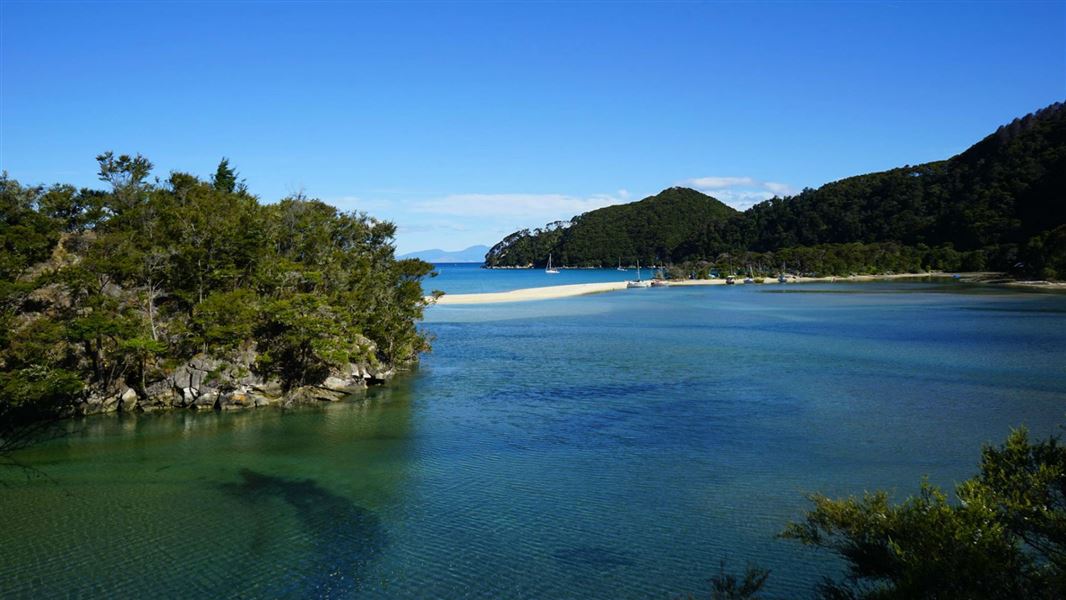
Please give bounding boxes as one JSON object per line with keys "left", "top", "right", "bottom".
{"left": 2, "top": 281, "right": 1065, "bottom": 598}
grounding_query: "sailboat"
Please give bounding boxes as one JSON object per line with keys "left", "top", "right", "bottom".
{"left": 744, "top": 265, "right": 754, "bottom": 284}
{"left": 778, "top": 262, "right": 789, "bottom": 283}
{"left": 616, "top": 258, "right": 626, "bottom": 272}
{"left": 627, "top": 260, "right": 651, "bottom": 288}
{"left": 545, "top": 253, "right": 560, "bottom": 274}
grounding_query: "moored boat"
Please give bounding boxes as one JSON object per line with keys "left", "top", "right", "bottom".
{"left": 627, "top": 261, "right": 652, "bottom": 288}
{"left": 545, "top": 253, "right": 560, "bottom": 274}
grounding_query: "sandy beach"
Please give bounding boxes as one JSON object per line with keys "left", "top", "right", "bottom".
{"left": 428, "top": 272, "right": 1025, "bottom": 305}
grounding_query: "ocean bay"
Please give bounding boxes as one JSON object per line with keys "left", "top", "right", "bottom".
{"left": 3, "top": 281, "right": 1064, "bottom": 598}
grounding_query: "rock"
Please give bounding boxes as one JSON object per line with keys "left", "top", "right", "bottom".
{"left": 250, "top": 381, "right": 283, "bottom": 398}
{"left": 101, "top": 394, "right": 120, "bottom": 412}
{"left": 220, "top": 390, "right": 251, "bottom": 409}
{"left": 188, "top": 356, "right": 221, "bottom": 373}
{"left": 286, "top": 386, "right": 343, "bottom": 405}
{"left": 119, "top": 388, "right": 139, "bottom": 411}
{"left": 251, "top": 394, "right": 277, "bottom": 407}
{"left": 321, "top": 376, "right": 365, "bottom": 394}
{"left": 171, "top": 356, "right": 221, "bottom": 390}
{"left": 82, "top": 394, "right": 110, "bottom": 415}
{"left": 68, "top": 348, "right": 400, "bottom": 417}
{"left": 145, "top": 380, "right": 171, "bottom": 398}
{"left": 144, "top": 380, "right": 178, "bottom": 408}
{"left": 181, "top": 387, "right": 197, "bottom": 407}
{"left": 194, "top": 388, "right": 218, "bottom": 409}
{"left": 369, "top": 368, "right": 395, "bottom": 382}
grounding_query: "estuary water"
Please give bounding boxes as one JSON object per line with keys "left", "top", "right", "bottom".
{"left": 2, "top": 280, "right": 1066, "bottom": 598}
{"left": 426, "top": 262, "right": 636, "bottom": 294}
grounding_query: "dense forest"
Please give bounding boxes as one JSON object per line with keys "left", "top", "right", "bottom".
{"left": 1, "top": 154, "right": 435, "bottom": 454}
{"left": 486, "top": 102, "right": 1066, "bottom": 278}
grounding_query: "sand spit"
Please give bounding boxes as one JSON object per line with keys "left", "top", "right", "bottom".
{"left": 428, "top": 272, "right": 1058, "bottom": 305}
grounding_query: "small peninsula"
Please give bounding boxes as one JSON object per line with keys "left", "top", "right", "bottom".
{"left": 0, "top": 155, "right": 436, "bottom": 448}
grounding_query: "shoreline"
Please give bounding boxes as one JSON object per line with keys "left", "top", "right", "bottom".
{"left": 429, "top": 272, "right": 1064, "bottom": 305}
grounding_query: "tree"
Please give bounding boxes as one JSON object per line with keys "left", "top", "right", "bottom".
{"left": 1, "top": 154, "right": 436, "bottom": 460}
{"left": 211, "top": 157, "right": 240, "bottom": 193}
{"left": 781, "top": 427, "right": 1066, "bottom": 599}
{"left": 95, "top": 151, "right": 153, "bottom": 213}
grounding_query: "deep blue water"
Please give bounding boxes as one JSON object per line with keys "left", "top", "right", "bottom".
{"left": 2, "top": 281, "right": 1065, "bottom": 598}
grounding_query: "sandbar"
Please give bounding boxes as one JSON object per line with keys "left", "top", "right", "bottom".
{"left": 428, "top": 272, "right": 1049, "bottom": 305}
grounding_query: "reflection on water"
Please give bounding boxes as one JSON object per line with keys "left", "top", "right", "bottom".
{"left": 0, "top": 398, "right": 414, "bottom": 598}
{"left": 2, "top": 282, "right": 1066, "bottom": 598}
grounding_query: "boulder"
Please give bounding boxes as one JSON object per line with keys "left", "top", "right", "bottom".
{"left": 369, "top": 368, "right": 395, "bottom": 382}
{"left": 100, "top": 394, "right": 120, "bottom": 413}
{"left": 194, "top": 388, "right": 219, "bottom": 409}
{"left": 180, "top": 387, "right": 197, "bottom": 407}
{"left": 321, "top": 376, "right": 365, "bottom": 394}
{"left": 220, "top": 389, "right": 251, "bottom": 409}
{"left": 171, "top": 356, "right": 221, "bottom": 390}
{"left": 144, "top": 380, "right": 178, "bottom": 408}
{"left": 250, "top": 381, "right": 283, "bottom": 398}
{"left": 286, "top": 386, "right": 343, "bottom": 405}
{"left": 119, "top": 388, "right": 139, "bottom": 411}
{"left": 251, "top": 393, "right": 278, "bottom": 408}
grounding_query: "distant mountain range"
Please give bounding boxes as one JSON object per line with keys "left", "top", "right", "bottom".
{"left": 399, "top": 245, "right": 490, "bottom": 263}
{"left": 486, "top": 101, "right": 1066, "bottom": 279}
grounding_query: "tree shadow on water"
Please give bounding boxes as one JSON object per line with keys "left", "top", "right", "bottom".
{"left": 220, "top": 468, "right": 386, "bottom": 597}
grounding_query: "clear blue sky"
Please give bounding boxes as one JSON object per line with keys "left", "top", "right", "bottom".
{"left": 2, "top": 1, "right": 1064, "bottom": 254}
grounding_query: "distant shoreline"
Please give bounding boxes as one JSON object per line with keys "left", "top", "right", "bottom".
{"left": 428, "top": 272, "right": 1064, "bottom": 305}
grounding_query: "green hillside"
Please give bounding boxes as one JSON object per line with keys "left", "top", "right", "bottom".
{"left": 485, "top": 187, "right": 741, "bottom": 268}
{"left": 487, "top": 101, "right": 1066, "bottom": 278}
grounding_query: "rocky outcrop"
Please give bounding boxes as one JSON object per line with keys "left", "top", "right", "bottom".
{"left": 77, "top": 351, "right": 394, "bottom": 416}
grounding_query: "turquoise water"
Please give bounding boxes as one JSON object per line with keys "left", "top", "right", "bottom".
{"left": 3, "top": 282, "right": 1066, "bottom": 598}
{"left": 427, "top": 262, "right": 638, "bottom": 294}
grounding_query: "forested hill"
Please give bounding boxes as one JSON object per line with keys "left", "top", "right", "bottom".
{"left": 1, "top": 154, "right": 436, "bottom": 445}
{"left": 485, "top": 187, "right": 741, "bottom": 267}
{"left": 486, "top": 101, "right": 1066, "bottom": 278}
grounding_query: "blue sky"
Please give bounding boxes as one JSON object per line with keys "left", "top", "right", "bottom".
{"left": 2, "top": 1, "right": 1063, "bottom": 254}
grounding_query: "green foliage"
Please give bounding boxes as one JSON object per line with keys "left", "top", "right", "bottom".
{"left": 211, "top": 157, "right": 242, "bottom": 193}
{"left": 486, "top": 188, "right": 741, "bottom": 268}
{"left": 0, "top": 174, "right": 62, "bottom": 281}
{"left": 191, "top": 290, "right": 260, "bottom": 351}
{"left": 781, "top": 427, "right": 1066, "bottom": 599}
{"left": 975, "top": 428, "right": 1066, "bottom": 571}
{"left": 1, "top": 154, "right": 435, "bottom": 454}
{"left": 487, "top": 102, "right": 1066, "bottom": 279}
